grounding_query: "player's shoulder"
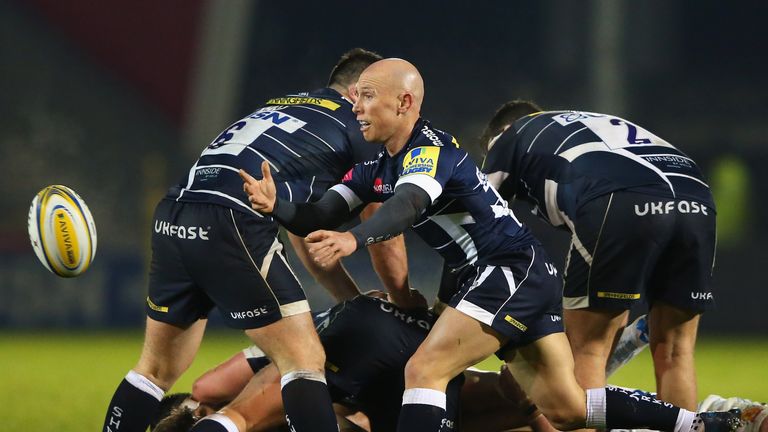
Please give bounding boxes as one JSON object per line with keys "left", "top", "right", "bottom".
{"left": 410, "top": 119, "right": 460, "bottom": 150}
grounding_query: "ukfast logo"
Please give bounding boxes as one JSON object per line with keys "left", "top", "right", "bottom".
{"left": 231, "top": 306, "right": 269, "bottom": 319}
{"left": 634, "top": 200, "right": 708, "bottom": 216}
{"left": 691, "top": 292, "right": 713, "bottom": 300}
{"left": 154, "top": 220, "right": 210, "bottom": 240}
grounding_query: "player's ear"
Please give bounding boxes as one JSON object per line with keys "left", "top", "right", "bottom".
{"left": 347, "top": 84, "right": 358, "bottom": 103}
{"left": 397, "top": 92, "right": 413, "bottom": 115}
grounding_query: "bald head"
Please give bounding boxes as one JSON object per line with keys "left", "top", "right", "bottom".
{"left": 353, "top": 58, "right": 426, "bottom": 152}
{"left": 361, "top": 58, "right": 424, "bottom": 112}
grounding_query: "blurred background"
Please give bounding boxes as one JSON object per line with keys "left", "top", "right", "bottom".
{"left": 1, "top": 0, "right": 766, "bottom": 337}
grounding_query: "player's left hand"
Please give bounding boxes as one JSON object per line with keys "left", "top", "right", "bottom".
{"left": 305, "top": 230, "right": 357, "bottom": 267}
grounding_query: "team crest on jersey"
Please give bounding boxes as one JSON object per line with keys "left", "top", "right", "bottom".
{"left": 401, "top": 147, "right": 440, "bottom": 178}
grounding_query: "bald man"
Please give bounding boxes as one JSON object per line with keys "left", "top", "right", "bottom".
{"left": 240, "top": 58, "right": 741, "bottom": 432}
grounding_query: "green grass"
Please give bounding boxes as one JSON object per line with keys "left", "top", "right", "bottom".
{"left": 1, "top": 332, "right": 766, "bottom": 431}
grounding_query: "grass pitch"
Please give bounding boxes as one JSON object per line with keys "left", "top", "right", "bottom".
{"left": 1, "top": 331, "right": 765, "bottom": 431}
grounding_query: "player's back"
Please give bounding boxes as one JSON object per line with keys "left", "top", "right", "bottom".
{"left": 484, "top": 110, "right": 715, "bottom": 226}
{"left": 167, "top": 88, "right": 379, "bottom": 215}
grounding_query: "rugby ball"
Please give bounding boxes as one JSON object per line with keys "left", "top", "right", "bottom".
{"left": 27, "top": 185, "right": 98, "bottom": 277}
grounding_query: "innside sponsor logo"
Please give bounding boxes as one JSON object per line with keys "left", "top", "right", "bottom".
{"left": 634, "top": 200, "right": 709, "bottom": 216}
{"left": 154, "top": 220, "right": 210, "bottom": 240}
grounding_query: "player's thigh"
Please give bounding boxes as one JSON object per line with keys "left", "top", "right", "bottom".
{"left": 563, "top": 308, "right": 629, "bottom": 353}
{"left": 136, "top": 316, "right": 207, "bottom": 389}
{"left": 563, "top": 191, "right": 673, "bottom": 311}
{"left": 648, "top": 302, "right": 701, "bottom": 354}
{"left": 245, "top": 312, "right": 325, "bottom": 374}
{"left": 504, "top": 333, "right": 586, "bottom": 429}
{"left": 406, "top": 306, "right": 504, "bottom": 388}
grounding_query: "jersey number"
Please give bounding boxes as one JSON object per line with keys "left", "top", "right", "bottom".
{"left": 609, "top": 118, "right": 652, "bottom": 145}
{"left": 201, "top": 111, "right": 306, "bottom": 157}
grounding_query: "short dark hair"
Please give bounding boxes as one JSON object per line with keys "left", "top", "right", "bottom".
{"left": 327, "top": 48, "right": 383, "bottom": 87}
{"left": 479, "top": 99, "right": 542, "bottom": 151}
{"left": 151, "top": 407, "right": 196, "bottom": 432}
{"left": 150, "top": 393, "right": 192, "bottom": 431}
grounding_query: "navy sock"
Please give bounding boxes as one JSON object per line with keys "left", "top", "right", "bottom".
{"left": 189, "top": 415, "right": 236, "bottom": 432}
{"left": 102, "top": 371, "right": 164, "bottom": 432}
{"left": 280, "top": 371, "right": 338, "bottom": 432}
{"left": 397, "top": 388, "right": 447, "bottom": 432}
{"left": 586, "top": 386, "right": 695, "bottom": 431}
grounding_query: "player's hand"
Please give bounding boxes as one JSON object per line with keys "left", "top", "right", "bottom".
{"left": 388, "top": 288, "right": 428, "bottom": 310}
{"left": 239, "top": 161, "right": 276, "bottom": 213}
{"left": 305, "top": 230, "right": 357, "bottom": 267}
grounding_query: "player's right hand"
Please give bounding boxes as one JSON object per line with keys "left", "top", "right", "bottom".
{"left": 240, "top": 161, "right": 276, "bottom": 214}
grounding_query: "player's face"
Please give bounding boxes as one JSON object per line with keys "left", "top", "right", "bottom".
{"left": 352, "top": 77, "right": 401, "bottom": 144}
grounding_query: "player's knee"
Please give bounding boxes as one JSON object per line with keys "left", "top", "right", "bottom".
{"left": 274, "top": 347, "right": 326, "bottom": 375}
{"left": 404, "top": 352, "right": 441, "bottom": 387}
{"left": 134, "top": 356, "right": 186, "bottom": 391}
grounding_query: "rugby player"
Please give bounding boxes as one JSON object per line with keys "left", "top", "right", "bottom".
{"left": 101, "top": 48, "right": 412, "bottom": 432}
{"left": 241, "top": 58, "right": 741, "bottom": 432}
{"left": 480, "top": 100, "right": 717, "bottom": 410}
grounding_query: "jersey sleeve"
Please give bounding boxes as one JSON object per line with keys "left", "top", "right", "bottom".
{"left": 395, "top": 146, "right": 459, "bottom": 203}
{"left": 330, "top": 162, "right": 377, "bottom": 212}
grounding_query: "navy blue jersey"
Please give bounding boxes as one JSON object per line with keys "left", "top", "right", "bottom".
{"left": 166, "top": 88, "right": 381, "bottom": 216}
{"left": 482, "top": 110, "right": 716, "bottom": 227}
{"left": 332, "top": 118, "right": 537, "bottom": 269}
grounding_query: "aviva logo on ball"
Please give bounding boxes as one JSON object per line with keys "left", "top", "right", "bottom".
{"left": 28, "top": 185, "right": 98, "bottom": 277}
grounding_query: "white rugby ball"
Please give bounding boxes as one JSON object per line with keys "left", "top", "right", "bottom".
{"left": 27, "top": 185, "right": 98, "bottom": 277}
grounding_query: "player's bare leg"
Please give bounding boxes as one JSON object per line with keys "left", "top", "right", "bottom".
{"left": 134, "top": 317, "right": 208, "bottom": 390}
{"left": 504, "top": 333, "right": 589, "bottom": 429}
{"left": 398, "top": 306, "right": 504, "bottom": 431}
{"left": 648, "top": 301, "right": 701, "bottom": 410}
{"left": 563, "top": 308, "right": 629, "bottom": 390}
{"left": 102, "top": 317, "right": 207, "bottom": 432}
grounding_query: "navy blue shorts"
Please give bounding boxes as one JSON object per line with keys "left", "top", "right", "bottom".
{"left": 448, "top": 244, "right": 564, "bottom": 349}
{"left": 146, "top": 199, "right": 309, "bottom": 329}
{"left": 562, "top": 191, "right": 716, "bottom": 312}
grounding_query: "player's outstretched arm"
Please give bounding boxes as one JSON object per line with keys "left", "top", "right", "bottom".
{"left": 240, "top": 162, "right": 355, "bottom": 237}
{"left": 305, "top": 184, "right": 431, "bottom": 268}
